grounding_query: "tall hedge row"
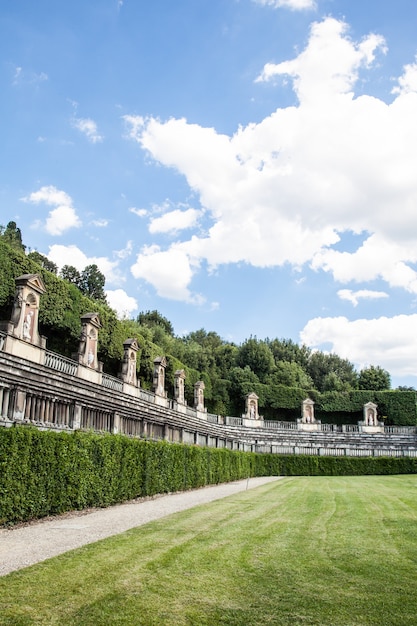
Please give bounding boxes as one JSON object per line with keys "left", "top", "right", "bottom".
{"left": 0, "top": 427, "right": 256, "bottom": 525}
{"left": 1, "top": 427, "right": 417, "bottom": 525}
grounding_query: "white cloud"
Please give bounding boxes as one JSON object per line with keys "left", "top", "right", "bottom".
{"left": 130, "top": 244, "right": 204, "bottom": 304}
{"left": 392, "top": 58, "right": 417, "bottom": 95}
{"left": 48, "top": 244, "right": 120, "bottom": 284}
{"left": 91, "top": 219, "right": 109, "bottom": 227}
{"left": 45, "top": 207, "right": 82, "bottom": 236}
{"left": 72, "top": 117, "right": 103, "bottom": 143}
{"left": 337, "top": 289, "right": 389, "bottom": 307}
{"left": 22, "top": 185, "right": 82, "bottom": 235}
{"left": 312, "top": 235, "right": 417, "bottom": 294}
{"left": 106, "top": 289, "right": 138, "bottom": 319}
{"left": 12, "top": 66, "right": 48, "bottom": 86}
{"left": 114, "top": 240, "right": 133, "bottom": 260}
{"left": 149, "top": 208, "right": 201, "bottom": 234}
{"left": 129, "top": 207, "right": 147, "bottom": 217}
{"left": 300, "top": 314, "right": 417, "bottom": 379}
{"left": 123, "top": 17, "right": 417, "bottom": 304}
{"left": 253, "top": 0, "right": 316, "bottom": 10}
{"left": 255, "top": 18, "right": 386, "bottom": 97}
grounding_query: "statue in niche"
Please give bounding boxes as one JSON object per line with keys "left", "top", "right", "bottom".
{"left": 128, "top": 353, "right": 135, "bottom": 383}
{"left": 22, "top": 309, "right": 34, "bottom": 340}
{"left": 367, "top": 408, "right": 375, "bottom": 426}
{"left": 87, "top": 348, "right": 95, "bottom": 368}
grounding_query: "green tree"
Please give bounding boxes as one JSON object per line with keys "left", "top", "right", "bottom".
{"left": 79, "top": 264, "right": 107, "bottom": 302}
{"left": 307, "top": 352, "right": 358, "bottom": 392}
{"left": 27, "top": 251, "right": 57, "bottom": 274}
{"left": 266, "top": 338, "right": 311, "bottom": 369}
{"left": 60, "top": 265, "right": 82, "bottom": 286}
{"left": 1, "top": 221, "right": 26, "bottom": 252}
{"left": 267, "top": 361, "right": 313, "bottom": 389}
{"left": 137, "top": 310, "right": 174, "bottom": 336}
{"left": 358, "top": 366, "right": 391, "bottom": 391}
{"left": 237, "top": 337, "right": 275, "bottom": 383}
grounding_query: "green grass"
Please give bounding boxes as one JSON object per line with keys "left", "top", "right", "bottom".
{"left": 1, "top": 475, "right": 417, "bottom": 625}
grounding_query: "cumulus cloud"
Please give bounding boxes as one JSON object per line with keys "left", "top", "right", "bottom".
{"left": 47, "top": 244, "right": 120, "bottom": 284}
{"left": 22, "top": 185, "right": 82, "bottom": 235}
{"left": 72, "top": 117, "right": 103, "bottom": 143}
{"left": 106, "top": 289, "right": 138, "bottom": 318}
{"left": 123, "top": 16, "right": 417, "bottom": 316}
{"left": 131, "top": 244, "right": 204, "bottom": 304}
{"left": 129, "top": 207, "right": 147, "bottom": 217}
{"left": 300, "top": 315, "right": 417, "bottom": 378}
{"left": 337, "top": 289, "right": 389, "bottom": 307}
{"left": 253, "top": 0, "right": 316, "bottom": 10}
{"left": 90, "top": 219, "right": 109, "bottom": 227}
{"left": 149, "top": 207, "right": 201, "bottom": 234}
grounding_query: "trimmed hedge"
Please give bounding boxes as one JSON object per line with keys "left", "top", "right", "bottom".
{"left": 2, "top": 427, "right": 417, "bottom": 525}
{"left": 0, "top": 427, "right": 258, "bottom": 524}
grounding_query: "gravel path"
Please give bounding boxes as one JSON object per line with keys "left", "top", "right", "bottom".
{"left": 0, "top": 476, "right": 282, "bottom": 577}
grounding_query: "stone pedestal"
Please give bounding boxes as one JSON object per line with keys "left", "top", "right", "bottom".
{"left": 242, "top": 418, "right": 264, "bottom": 428}
{"left": 297, "top": 421, "right": 320, "bottom": 432}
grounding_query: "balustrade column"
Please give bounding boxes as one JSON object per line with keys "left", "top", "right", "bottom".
{"left": 40, "top": 398, "right": 46, "bottom": 423}
{"left": 24, "top": 393, "right": 32, "bottom": 420}
{"left": 72, "top": 402, "right": 82, "bottom": 430}
{"left": 164, "top": 423, "right": 169, "bottom": 441}
{"left": 113, "top": 412, "right": 120, "bottom": 434}
{"left": 13, "top": 389, "right": 27, "bottom": 421}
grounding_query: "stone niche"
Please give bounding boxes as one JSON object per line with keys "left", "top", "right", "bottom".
{"left": 153, "top": 356, "right": 167, "bottom": 402}
{"left": 242, "top": 392, "right": 264, "bottom": 427}
{"left": 360, "top": 402, "right": 383, "bottom": 433}
{"left": 74, "top": 313, "right": 102, "bottom": 371}
{"left": 0, "top": 274, "right": 47, "bottom": 362}
{"left": 298, "top": 397, "right": 320, "bottom": 431}
{"left": 119, "top": 338, "right": 139, "bottom": 387}
{"left": 194, "top": 381, "right": 206, "bottom": 413}
{"left": 174, "top": 369, "right": 186, "bottom": 404}
{"left": 8, "top": 274, "right": 46, "bottom": 346}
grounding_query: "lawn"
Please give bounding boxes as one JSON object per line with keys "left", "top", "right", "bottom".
{"left": 1, "top": 475, "right": 417, "bottom": 625}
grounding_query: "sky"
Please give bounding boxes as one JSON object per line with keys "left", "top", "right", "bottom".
{"left": 2, "top": 0, "right": 417, "bottom": 388}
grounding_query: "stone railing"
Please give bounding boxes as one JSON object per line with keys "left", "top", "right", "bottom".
{"left": 45, "top": 350, "right": 78, "bottom": 376}
{"left": 264, "top": 420, "right": 298, "bottom": 431}
{"left": 226, "top": 416, "right": 243, "bottom": 427}
{"left": 139, "top": 388, "right": 156, "bottom": 403}
{"left": 186, "top": 405, "right": 198, "bottom": 418}
{"left": 384, "top": 425, "right": 417, "bottom": 434}
{"left": 102, "top": 373, "right": 124, "bottom": 393}
{"left": 343, "top": 424, "right": 360, "bottom": 433}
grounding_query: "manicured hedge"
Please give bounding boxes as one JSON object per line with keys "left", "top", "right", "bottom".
{"left": 0, "top": 427, "right": 256, "bottom": 524}
{"left": 1, "top": 426, "right": 417, "bottom": 525}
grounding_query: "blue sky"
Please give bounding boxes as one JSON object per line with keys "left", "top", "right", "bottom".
{"left": 2, "top": 0, "right": 417, "bottom": 387}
